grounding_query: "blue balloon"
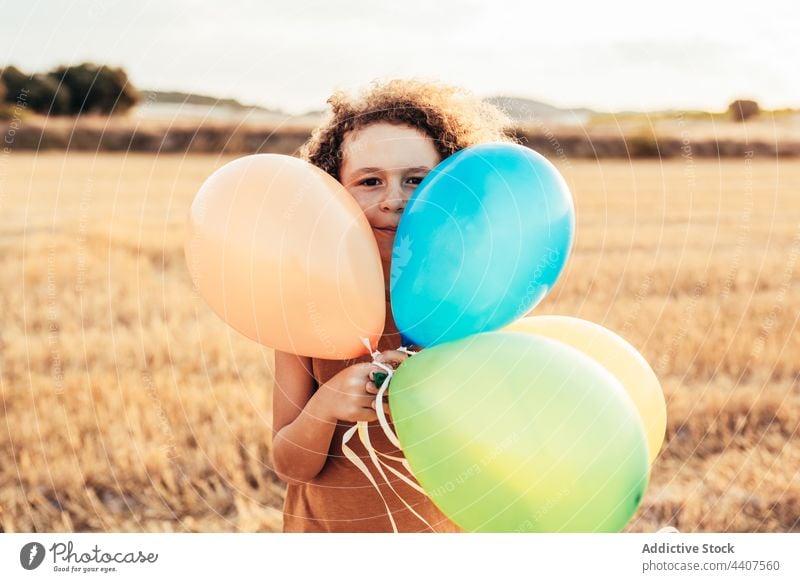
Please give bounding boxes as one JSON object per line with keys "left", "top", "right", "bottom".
{"left": 390, "top": 143, "right": 574, "bottom": 348}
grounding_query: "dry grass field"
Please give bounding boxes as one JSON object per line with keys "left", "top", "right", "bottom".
{"left": 1, "top": 151, "right": 798, "bottom": 532}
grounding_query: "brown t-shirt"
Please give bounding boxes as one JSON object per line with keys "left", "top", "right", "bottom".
{"left": 281, "top": 300, "right": 463, "bottom": 533}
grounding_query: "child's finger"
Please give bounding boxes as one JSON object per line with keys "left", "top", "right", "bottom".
{"left": 352, "top": 407, "right": 378, "bottom": 422}
{"left": 377, "top": 349, "right": 408, "bottom": 364}
{"left": 375, "top": 349, "right": 409, "bottom": 369}
{"left": 353, "top": 394, "right": 377, "bottom": 410}
{"left": 365, "top": 384, "right": 390, "bottom": 403}
{"left": 370, "top": 400, "right": 391, "bottom": 415}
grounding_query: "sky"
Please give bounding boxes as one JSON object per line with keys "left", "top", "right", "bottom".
{"left": 2, "top": 0, "right": 799, "bottom": 115}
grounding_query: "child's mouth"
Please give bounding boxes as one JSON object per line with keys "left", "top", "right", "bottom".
{"left": 373, "top": 226, "right": 397, "bottom": 234}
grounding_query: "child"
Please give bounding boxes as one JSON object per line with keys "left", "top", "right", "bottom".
{"left": 271, "top": 78, "right": 517, "bottom": 532}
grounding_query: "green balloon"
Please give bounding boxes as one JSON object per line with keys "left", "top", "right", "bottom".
{"left": 388, "top": 332, "right": 650, "bottom": 532}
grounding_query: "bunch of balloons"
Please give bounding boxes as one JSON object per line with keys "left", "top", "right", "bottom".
{"left": 382, "top": 144, "right": 664, "bottom": 532}
{"left": 184, "top": 144, "right": 666, "bottom": 533}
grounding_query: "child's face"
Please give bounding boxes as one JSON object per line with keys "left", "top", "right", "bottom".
{"left": 339, "top": 122, "right": 441, "bottom": 271}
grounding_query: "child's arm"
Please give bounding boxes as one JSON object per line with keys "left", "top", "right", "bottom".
{"left": 271, "top": 349, "right": 396, "bottom": 485}
{"left": 271, "top": 350, "right": 330, "bottom": 485}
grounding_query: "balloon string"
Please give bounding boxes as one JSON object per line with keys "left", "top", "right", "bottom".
{"left": 373, "top": 450, "right": 428, "bottom": 495}
{"left": 374, "top": 360, "right": 402, "bottom": 450}
{"left": 376, "top": 342, "right": 425, "bottom": 483}
{"left": 357, "top": 418, "right": 435, "bottom": 530}
{"left": 338, "top": 338, "right": 434, "bottom": 531}
{"left": 340, "top": 422, "right": 398, "bottom": 532}
{"left": 360, "top": 356, "right": 434, "bottom": 530}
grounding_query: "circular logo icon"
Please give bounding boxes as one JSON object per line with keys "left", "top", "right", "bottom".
{"left": 20, "top": 542, "right": 46, "bottom": 570}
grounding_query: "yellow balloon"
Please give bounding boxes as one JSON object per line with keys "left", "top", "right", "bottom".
{"left": 503, "top": 316, "right": 666, "bottom": 463}
{"left": 184, "top": 154, "right": 385, "bottom": 359}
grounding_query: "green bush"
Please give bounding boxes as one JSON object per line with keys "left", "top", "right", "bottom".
{"left": 627, "top": 130, "right": 661, "bottom": 158}
{"left": 728, "top": 99, "right": 760, "bottom": 122}
{"left": 1, "top": 65, "right": 70, "bottom": 114}
{"left": 48, "top": 62, "right": 140, "bottom": 115}
{"left": 1, "top": 65, "right": 28, "bottom": 102}
{"left": 2, "top": 62, "right": 140, "bottom": 116}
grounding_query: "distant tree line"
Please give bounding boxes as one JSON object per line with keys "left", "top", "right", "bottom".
{"left": 0, "top": 62, "right": 140, "bottom": 115}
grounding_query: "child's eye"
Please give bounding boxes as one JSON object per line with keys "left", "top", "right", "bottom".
{"left": 360, "top": 178, "right": 380, "bottom": 186}
{"left": 406, "top": 177, "right": 425, "bottom": 185}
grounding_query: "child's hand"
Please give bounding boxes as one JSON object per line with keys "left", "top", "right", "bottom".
{"left": 366, "top": 349, "right": 411, "bottom": 414}
{"left": 316, "top": 361, "right": 392, "bottom": 423}
{"left": 366, "top": 348, "right": 411, "bottom": 389}
{"left": 315, "top": 350, "right": 410, "bottom": 424}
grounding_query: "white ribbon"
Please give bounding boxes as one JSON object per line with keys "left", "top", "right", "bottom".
{"left": 338, "top": 337, "right": 434, "bottom": 532}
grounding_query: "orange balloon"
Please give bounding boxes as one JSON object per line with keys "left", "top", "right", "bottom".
{"left": 184, "top": 154, "right": 385, "bottom": 358}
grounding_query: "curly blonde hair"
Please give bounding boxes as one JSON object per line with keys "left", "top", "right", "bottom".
{"left": 299, "top": 78, "right": 519, "bottom": 180}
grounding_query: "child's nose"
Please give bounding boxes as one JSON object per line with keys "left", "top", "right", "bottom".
{"left": 379, "top": 182, "right": 406, "bottom": 212}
